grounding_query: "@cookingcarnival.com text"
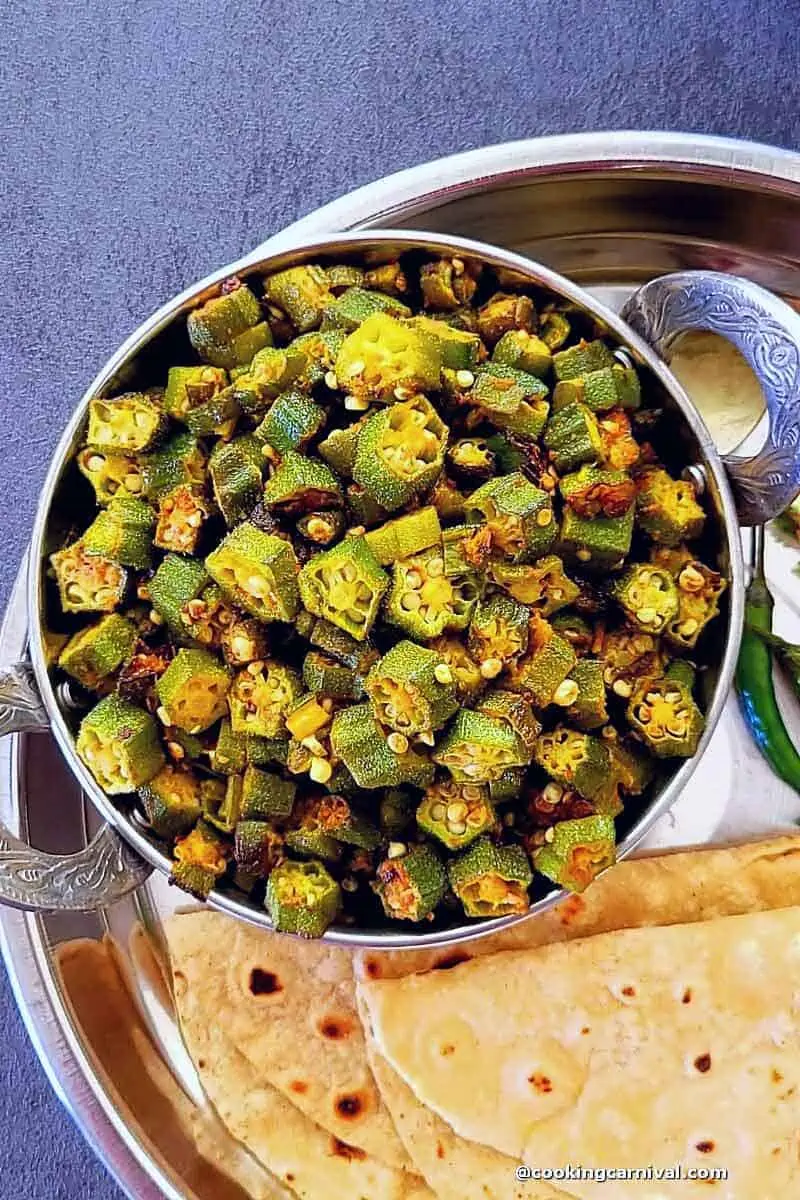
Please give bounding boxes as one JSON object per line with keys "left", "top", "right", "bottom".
{"left": 516, "top": 1164, "right": 729, "bottom": 1184}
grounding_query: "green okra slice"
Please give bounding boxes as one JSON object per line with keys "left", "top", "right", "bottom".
{"left": 295, "top": 612, "right": 379, "bottom": 674}
{"left": 559, "top": 464, "right": 636, "bottom": 519}
{"left": 285, "top": 692, "right": 332, "bottom": 742}
{"left": 492, "top": 329, "right": 552, "bottom": 377}
{"left": 379, "top": 788, "right": 416, "bottom": 837}
{"left": 141, "top": 432, "right": 207, "bottom": 502}
{"left": 374, "top": 844, "right": 447, "bottom": 922}
{"left": 428, "top": 636, "right": 484, "bottom": 702}
{"left": 553, "top": 363, "right": 640, "bottom": 413}
{"left": 364, "top": 506, "right": 442, "bottom": 566}
{"left": 209, "top": 435, "right": 264, "bottom": 527}
{"left": 318, "top": 420, "right": 366, "bottom": 478}
{"left": 265, "top": 859, "right": 341, "bottom": 938}
{"left": 262, "top": 451, "right": 342, "bottom": 515}
{"left": 179, "top": 583, "right": 232, "bottom": 648}
{"left": 467, "top": 594, "right": 530, "bottom": 665}
{"left": 614, "top": 563, "right": 680, "bottom": 635}
{"left": 553, "top": 338, "right": 616, "bottom": 381}
{"left": 534, "top": 725, "right": 614, "bottom": 805}
{"left": 446, "top": 438, "right": 496, "bottom": 485}
{"left": 448, "top": 836, "right": 532, "bottom": 918}
{"left": 470, "top": 363, "right": 550, "bottom": 440}
{"left": 240, "top": 764, "right": 296, "bottom": 821}
{"left": 86, "top": 392, "right": 166, "bottom": 454}
{"left": 562, "top": 658, "right": 609, "bottom": 730}
{"left": 490, "top": 555, "right": 580, "bottom": 617}
{"left": 353, "top": 394, "right": 447, "bottom": 512}
{"left": 58, "top": 613, "right": 137, "bottom": 691}
{"left": 476, "top": 291, "right": 534, "bottom": 345}
{"left": 163, "top": 365, "right": 229, "bottom": 422}
{"left": 475, "top": 689, "right": 541, "bottom": 756}
{"left": 550, "top": 612, "right": 594, "bottom": 655}
{"left": 465, "top": 472, "right": 555, "bottom": 563}
{"left": 326, "top": 264, "right": 366, "bottom": 292}
{"left": 138, "top": 764, "right": 205, "bottom": 840}
{"left": 664, "top": 657, "right": 697, "bottom": 691}
{"left": 82, "top": 495, "right": 155, "bottom": 570}
{"left": 212, "top": 718, "right": 249, "bottom": 775}
{"left": 543, "top": 401, "right": 603, "bottom": 473}
{"left": 364, "top": 260, "right": 409, "bottom": 296}
{"left": 154, "top": 484, "right": 210, "bottom": 555}
{"left": 533, "top": 814, "right": 616, "bottom": 893}
{"left": 403, "top": 315, "right": 481, "bottom": 370}
{"left": 429, "top": 474, "right": 467, "bottom": 523}
{"left": 298, "top": 536, "right": 388, "bottom": 641}
{"left": 288, "top": 329, "right": 347, "bottom": 391}
{"left": 233, "top": 821, "right": 286, "bottom": 878}
{"left": 263, "top": 264, "right": 334, "bottom": 332}
{"left": 296, "top": 510, "right": 346, "bottom": 547}
{"left": 508, "top": 614, "right": 577, "bottom": 709}
{"left": 558, "top": 506, "right": 635, "bottom": 570}
{"left": 172, "top": 820, "right": 230, "bottom": 900}
{"left": 420, "top": 257, "right": 479, "bottom": 311}
{"left": 636, "top": 467, "right": 705, "bottom": 546}
{"left": 77, "top": 694, "right": 164, "bottom": 793}
{"left": 335, "top": 312, "right": 441, "bottom": 403}
{"left": 51, "top": 540, "right": 127, "bottom": 614}
{"left": 149, "top": 553, "right": 210, "bottom": 634}
{"left": 220, "top": 612, "right": 270, "bottom": 668}
{"left": 598, "top": 626, "right": 666, "bottom": 696}
{"left": 255, "top": 390, "right": 326, "bottom": 454}
{"left": 489, "top": 767, "right": 525, "bottom": 805}
{"left": 205, "top": 522, "right": 300, "bottom": 623}
{"left": 417, "top": 779, "right": 496, "bottom": 851}
{"left": 229, "top": 660, "right": 302, "bottom": 738}
{"left": 433, "top": 710, "right": 529, "bottom": 784}
{"left": 187, "top": 282, "right": 271, "bottom": 369}
{"left": 323, "top": 286, "right": 411, "bottom": 333}
{"left": 330, "top": 703, "right": 433, "bottom": 789}
{"left": 204, "top": 774, "right": 243, "bottom": 834}
{"left": 607, "top": 737, "right": 655, "bottom": 796}
{"left": 626, "top": 676, "right": 704, "bottom": 758}
{"left": 77, "top": 447, "right": 146, "bottom": 505}
{"left": 302, "top": 650, "right": 364, "bottom": 700}
{"left": 385, "top": 547, "right": 478, "bottom": 641}
{"left": 296, "top": 793, "right": 379, "bottom": 851}
{"left": 246, "top": 735, "right": 290, "bottom": 768}
{"left": 653, "top": 550, "right": 726, "bottom": 650}
{"left": 156, "top": 648, "right": 231, "bottom": 733}
{"left": 365, "top": 640, "right": 458, "bottom": 735}
{"left": 538, "top": 309, "right": 571, "bottom": 351}
{"left": 233, "top": 346, "right": 306, "bottom": 418}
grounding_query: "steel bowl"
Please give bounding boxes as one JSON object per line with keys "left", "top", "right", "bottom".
{"left": 3, "top": 226, "right": 800, "bottom": 948}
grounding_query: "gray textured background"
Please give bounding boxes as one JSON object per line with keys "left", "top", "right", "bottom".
{"left": 2, "top": 0, "right": 800, "bottom": 1195}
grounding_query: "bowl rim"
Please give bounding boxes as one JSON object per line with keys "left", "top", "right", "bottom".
{"left": 27, "top": 227, "right": 744, "bottom": 947}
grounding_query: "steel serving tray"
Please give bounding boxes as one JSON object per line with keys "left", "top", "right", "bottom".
{"left": 4, "top": 131, "right": 800, "bottom": 1198}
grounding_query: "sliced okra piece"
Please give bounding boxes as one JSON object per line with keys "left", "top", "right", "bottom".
{"left": 296, "top": 509, "right": 346, "bottom": 548}
{"left": 470, "top": 363, "right": 550, "bottom": 440}
{"left": 184, "top": 385, "right": 241, "bottom": 439}
{"left": 607, "top": 736, "right": 655, "bottom": 796}
{"left": 233, "top": 346, "right": 305, "bottom": 418}
{"left": 51, "top": 541, "right": 127, "bottom": 614}
{"left": 83, "top": 495, "right": 155, "bottom": 570}
{"left": 154, "top": 484, "right": 210, "bottom": 555}
{"left": 364, "top": 506, "right": 441, "bottom": 566}
{"left": 665, "top": 557, "right": 725, "bottom": 650}
{"left": 433, "top": 710, "right": 528, "bottom": 783}
{"left": 428, "top": 636, "right": 484, "bottom": 702}
{"left": 180, "top": 583, "right": 233, "bottom": 647}
{"left": 209, "top": 435, "right": 264, "bottom": 527}
{"left": 172, "top": 820, "right": 230, "bottom": 899}
{"left": 212, "top": 717, "right": 249, "bottom": 775}
{"left": 492, "top": 329, "right": 552, "bottom": 377}
{"left": 156, "top": 648, "right": 231, "bottom": 733}
{"left": 296, "top": 612, "right": 378, "bottom": 674}
{"left": 117, "top": 641, "right": 174, "bottom": 709}
{"left": 365, "top": 640, "right": 458, "bottom": 735}
{"left": 302, "top": 650, "right": 364, "bottom": 700}
{"left": 403, "top": 315, "right": 481, "bottom": 370}
{"left": 58, "top": 613, "right": 136, "bottom": 691}
{"left": 138, "top": 764, "right": 205, "bottom": 840}
{"left": 285, "top": 692, "right": 332, "bottom": 741}
{"left": 263, "top": 264, "right": 333, "bottom": 332}
{"left": 553, "top": 338, "right": 616, "bottom": 381}
{"left": 205, "top": 522, "right": 300, "bottom": 623}
{"left": 234, "top": 820, "right": 286, "bottom": 877}
{"left": 559, "top": 464, "right": 636, "bottom": 519}
{"left": 538, "top": 309, "right": 571, "bottom": 351}
{"left": 636, "top": 466, "right": 706, "bottom": 546}
{"left": 490, "top": 555, "right": 580, "bottom": 617}
{"left": 446, "top": 438, "right": 496, "bottom": 484}
{"left": 228, "top": 660, "right": 302, "bottom": 738}
{"left": 346, "top": 483, "right": 388, "bottom": 528}
{"left": 448, "top": 836, "right": 532, "bottom": 918}
{"left": 141, "top": 432, "right": 207, "bottom": 502}
{"left": 353, "top": 394, "right": 447, "bottom": 512}
{"left": 385, "top": 547, "right": 478, "bottom": 641}
{"left": 476, "top": 291, "right": 535, "bottom": 345}
{"left": 534, "top": 725, "right": 614, "bottom": 804}
{"left": 363, "top": 260, "right": 409, "bottom": 297}
{"left": 318, "top": 419, "right": 366, "bottom": 478}
{"left": 551, "top": 612, "right": 594, "bottom": 655}
{"left": 220, "top": 612, "right": 270, "bottom": 667}
{"left": 86, "top": 391, "right": 165, "bottom": 454}
{"left": 149, "top": 554, "right": 209, "bottom": 634}
{"left": 533, "top": 814, "right": 616, "bottom": 893}
{"left": 299, "top": 793, "right": 379, "bottom": 850}
{"left": 558, "top": 506, "right": 635, "bottom": 571}
{"left": 380, "top": 788, "right": 416, "bottom": 837}
{"left": 77, "top": 694, "right": 164, "bottom": 793}
{"left": 288, "top": 328, "right": 346, "bottom": 391}
{"left": 465, "top": 472, "right": 555, "bottom": 563}
{"left": 420, "top": 257, "right": 479, "bottom": 310}
{"left": 543, "top": 401, "right": 603, "bottom": 473}
{"left": 598, "top": 626, "right": 666, "bottom": 696}
{"left": 323, "top": 285, "right": 411, "bottom": 333}
{"left": 615, "top": 563, "right": 680, "bottom": 635}
{"left": 241, "top": 764, "right": 296, "bottom": 821}
{"left": 77, "top": 447, "right": 145, "bottom": 504}
{"left": 597, "top": 408, "right": 642, "bottom": 471}
{"left": 163, "top": 365, "right": 229, "bottom": 423}
{"left": 553, "top": 363, "right": 640, "bottom": 413}
{"left": 330, "top": 703, "right": 433, "bottom": 789}
{"left": 262, "top": 451, "right": 342, "bottom": 515}
{"left": 429, "top": 473, "right": 467, "bottom": 523}
{"left": 664, "top": 657, "right": 697, "bottom": 691}
{"left": 335, "top": 312, "right": 441, "bottom": 403}
{"left": 374, "top": 844, "right": 447, "bottom": 922}
{"left": 326, "top": 263, "right": 366, "bottom": 292}
{"left": 489, "top": 767, "right": 525, "bottom": 805}
{"left": 562, "top": 658, "right": 608, "bottom": 729}
{"left": 265, "top": 859, "right": 341, "bottom": 938}
{"left": 187, "top": 281, "right": 271, "bottom": 368}
{"left": 255, "top": 390, "right": 326, "bottom": 454}
{"left": 476, "top": 689, "right": 541, "bottom": 755}
{"left": 298, "top": 535, "right": 388, "bottom": 641}
{"left": 509, "top": 614, "right": 578, "bottom": 709}
{"left": 468, "top": 594, "right": 530, "bottom": 665}
{"left": 285, "top": 804, "right": 343, "bottom": 863}
{"left": 627, "top": 676, "right": 704, "bottom": 758}
{"left": 246, "top": 734, "right": 290, "bottom": 768}
{"left": 43, "top": 630, "right": 69, "bottom": 668}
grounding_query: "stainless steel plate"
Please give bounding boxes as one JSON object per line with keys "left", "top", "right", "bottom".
{"left": 4, "top": 132, "right": 800, "bottom": 1199}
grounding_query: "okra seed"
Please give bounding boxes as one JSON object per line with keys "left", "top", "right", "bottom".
{"left": 480, "top": 658, "right": 503, "bottom": 679}
{"left": 86, "top": 454, "right": 105, "bottom": 472}
{"left": 342, "top": 877, "right": 358, "bottom": 893}
{"left": 637, "top": 607, "right": 657, "bottom": 626}
{"left": 401, "top": 592, "right": 421, "bottom": 611}
{"left": 536, "top": 508, "right": 553, "bottom": 527}
{"left": 612, "top": 678, "right": 633, "bottom": 698}
{"left": 247, "top": 660, "right": 264, "bottom": 675}
{"left": 462, "top": 785, "right": 483, "bottom": 801}
{"left": 156, "top": 706, "right": 170, "bottom": 724}
{"left": 679, "top": 618, "right": 699, "bottom": 636}
{"left": 452, "top": 257, "right": 465, "bottom": 275}
{"left": 125, "top": 474, "right": 143, "bottom": 492}
{"left": 321, "top": 697, "right": 334, "bottom": 712}
{"left": 455, "top": 369, "right": 475, "bottom": 389}
{"left": 324, "top": 370, "right": 338, "bottom": 390}
{"left": 543, "top": 781, "right": 563, "bottom": 804}
{"left": 664, "top": 690, "right": 682, "bottom": 703}
{"left": 187, "top": 511, "right": 203, "bottom": 528}
{"left": 387, "top": 732, "right": 409, "bottom": 755}
{"left": 393, "top": 386, "right": 412, "bottom": 401}
{"left": 387, "top": 841, "right": 407, "bottom": 859}
{"left": 576, "top": 548, "right": 592, "bottom": 562}
{"left": 168, "top": 742, "right": 185, "bottom": 760}
{"left": 149, "top": 609, "right": 164, "bottom": 625}
{"left": 230, "top": 635, "right": 252, "bottom": 660}
{"left": 552, "top": 679, "right": 579, "bottom": 706}
{"left": 347, "top": 526, "right": 366, "bottom": 538}
{"left": 344, "top": 394, "right": 370, "bottom": 411}
{"left": 450, "top": 821, "right": 468, "bottom": 836}
{"left": 309, "top": 757, "right": 333, "bottom": 784}
{"left": 446, "top": 802, "right": 468, "bottom": 823}
{"left": 427, "top": 557, "right": 444, "bottom": 577}
{"left": 346, "top": 360, "right": 365, "bottom": 378}
{"left": 248, "top": 575, "right": 268, "bottom": 596}
{"left": 679, "top": 566, "right": 705, "bottom": 593}
{"left": 405, "top": 570, "right": 423, "bottom": 589}
{"left": 545, "top": 826, "right": 555, "bottom": 843}
{"left": 431, "top": 802, "right": 446, "bottom": 821}
{"left": 434, "top": 663, "right": 453, "bottom": 684}
{"left": 462, "top": 763, "right": 483, "bottom": 777}
{"left": 417, "top": 730, "right": 435, "bottom": 746}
